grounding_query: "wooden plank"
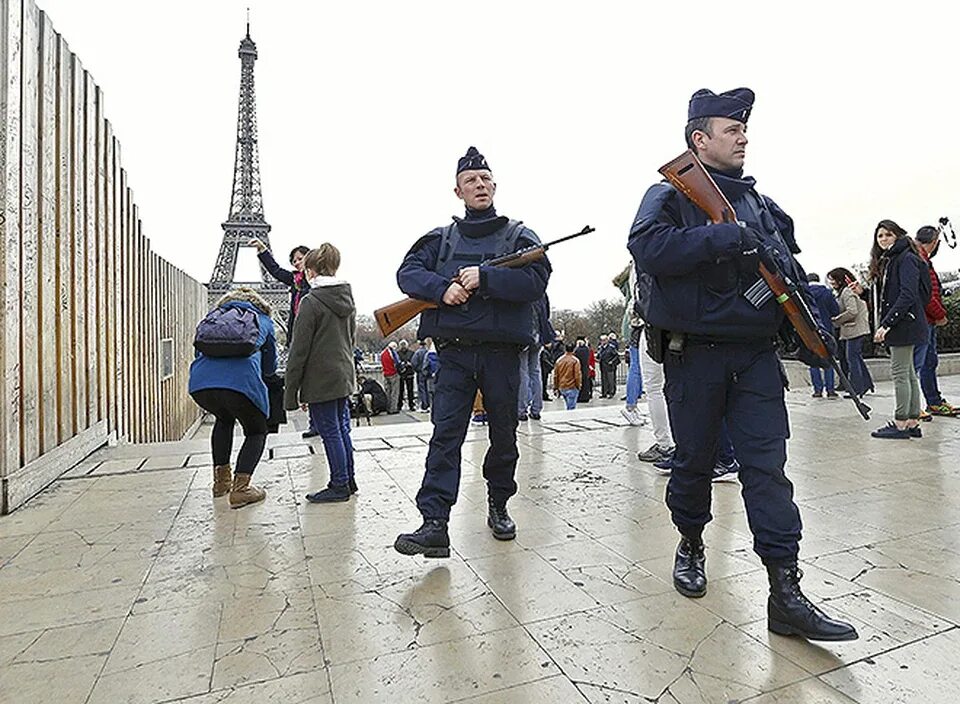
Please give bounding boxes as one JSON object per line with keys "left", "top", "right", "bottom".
{"left": 95, "top": 85, "right": 106, "bottom": 426}
{"left": 119, "top": 177, "right": 130, "bottom": 440}
{"left": 19, "top": 0, "right": 41, "bottom": 465}
{"left": 55, "top": 33, "right": 73, "bottom": 442}
{"left": 104, "top": 123, "right": 115, "bottom": 435}
{"left": 71, "top": 55, "right": 86, "bottom": 431}
{"left": 37, "top": 12, "right": 58, "bottom": 454}
{"left": 2, "top": 419, "right": 107, "bottom": 514}
{"left": 0, "top": 0, "right": 23, "bottom": 479}
{"left": 84, "top": 70, "right": 97, "bottom": 425}
{"left": 133, "top": 211, "right": 143, "bottom": 442}
{"left": 124, "top": 181, "right": 133, "bottom": 441}
{"left": 150, "top": 252, "right": 159, "bottom": 441}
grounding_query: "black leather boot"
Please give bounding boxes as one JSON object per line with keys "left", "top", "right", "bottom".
{"left": 673, "top": 536, "right": 707, "bottom": 598}
{"left": 767, "top": 562, "right": 859, "bottom": 641}
{"left": 394, "top": 519, "right": 450, "bottom": 558}
{"left": 487, "top": 499, "right": 517, "bottom": 541}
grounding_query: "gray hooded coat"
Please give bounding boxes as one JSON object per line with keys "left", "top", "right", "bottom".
{"left": 284, "top": 280, "right": 357, "bottom": 409}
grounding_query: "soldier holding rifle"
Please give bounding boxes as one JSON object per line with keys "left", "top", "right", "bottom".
{"left": 392, "top": 147, "right": 551, "bottom": 558}
{"left": 628, "top": 88, "right": 858, "bottom": 641}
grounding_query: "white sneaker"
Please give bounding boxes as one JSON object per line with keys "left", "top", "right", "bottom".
{"left": 620, "top": 407, "right": 644, "bottom": 426}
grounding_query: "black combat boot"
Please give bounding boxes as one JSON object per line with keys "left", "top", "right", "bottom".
{"left": 487, "top": 499, "right": 517, "bottom": 541}
{"left": 673, "top": 536, "right": 707, "bottom": 598}
{"left": 766, "top": 562, "right": 859, "bottom": 641}
{"left": 393, "top": 519, "right": 450, "bottom": 558}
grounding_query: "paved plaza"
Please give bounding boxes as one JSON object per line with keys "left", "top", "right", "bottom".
{"left": 1, "top": 376, "right": 959, "bottom": 704}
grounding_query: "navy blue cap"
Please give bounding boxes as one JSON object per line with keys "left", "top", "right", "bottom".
{"left": 457, "top": 146, "right": 490, "bottom": 175}
{"left": 688, "top": 87, "right": 755, "bottom": 124}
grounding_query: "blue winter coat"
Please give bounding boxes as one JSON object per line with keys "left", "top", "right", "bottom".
{"left": 808, "top": 283, "right": 840, "bottom": 329}
{"left": 189, "top": 298, "right": 278, "bottom": 416}
{"left": 628, "top": 169, "right": 819, "bottom": 339}
{"left": 397, "top": 218, "right": 551, "bottom": 345}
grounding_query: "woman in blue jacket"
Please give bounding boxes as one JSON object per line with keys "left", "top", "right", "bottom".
{"left": 189, "top": 288, "right": 277, "bottom": 507}
{"left": 868, "top": 220, "right": 928, "bottom": 439}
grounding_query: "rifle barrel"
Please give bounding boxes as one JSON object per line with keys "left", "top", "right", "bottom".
{"left": 542, "top": 226, "right": 595, "bottom": 250}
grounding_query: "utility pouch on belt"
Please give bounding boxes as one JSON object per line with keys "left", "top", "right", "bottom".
{"left": 644, "top": 326, "right": 667, "bottom": 364}
{"left": 667, "top": 331, "right": 686, "bottom": 359}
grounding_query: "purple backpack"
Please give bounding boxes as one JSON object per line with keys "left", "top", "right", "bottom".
{"left": 194, "top": 306, "right": 261, "bottom": 357}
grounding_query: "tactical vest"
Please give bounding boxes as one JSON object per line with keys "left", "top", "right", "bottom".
{"left": 417, "top": 220, "right": 538, "bottom": 345}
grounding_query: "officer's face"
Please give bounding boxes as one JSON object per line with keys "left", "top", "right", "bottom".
{"left": 876, "top": 227, "right": 897, "bottom": 250}
{"left": 693, "top": 117, "right": 748, "bottom": 172}
{"left": 455, "top": 170, "right": 496, "bottom": 210}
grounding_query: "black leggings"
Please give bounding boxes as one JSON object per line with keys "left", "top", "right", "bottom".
{"left": 191, "top": 389, "right": 268, "bottom": 475}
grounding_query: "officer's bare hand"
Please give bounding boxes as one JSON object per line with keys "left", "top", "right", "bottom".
{"left": 249, "top": 238, "right": 267, "bottom": 253}
{"left": 457, "top": 266, "right": 481, "bottom": 291}
{"left": 442, "top": 282, "right": 470, "bottom": 306}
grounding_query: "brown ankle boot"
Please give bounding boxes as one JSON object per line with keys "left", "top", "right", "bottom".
{"left": 213, "top": 465, "right": 232, "bottom": 498}
{"left": 229, "top": 473, "right": 266, "bottom": 509}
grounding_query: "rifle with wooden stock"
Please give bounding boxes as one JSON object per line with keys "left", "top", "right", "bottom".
{"left": 374, "top": 225, "right": 595, "bottom": 337}
{"left": 658, "top": 150, "right": 871, "bottom": 421}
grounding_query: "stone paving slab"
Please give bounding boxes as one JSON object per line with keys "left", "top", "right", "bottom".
{"left": 1, "top": 378, "right": 960, "bottom": 702}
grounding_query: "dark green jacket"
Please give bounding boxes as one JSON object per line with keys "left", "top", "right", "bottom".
{"left": 284, "top": 281, "right": 357, "bottom": 409}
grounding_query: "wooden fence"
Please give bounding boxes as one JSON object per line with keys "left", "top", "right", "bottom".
{"left": 0, "top": 0, "right": 207, "bottom": 513}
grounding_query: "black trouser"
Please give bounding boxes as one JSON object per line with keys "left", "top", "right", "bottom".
{"left": 191, "top": 389, "right": 268, "bottom": 475}
{"left": 663, "top": 342, "right": 801, "bottom": 564}
{"left": 417, "top": 343, "right": 521, "bottom": 520}
{"left": 398, "top": 375, "right": 416, "bottom": 411}
{"left": 601, "top": 364, "right": 617, "bottom": 397}
{"left": 541, "top": 363, "right": 552, "bottom": 401}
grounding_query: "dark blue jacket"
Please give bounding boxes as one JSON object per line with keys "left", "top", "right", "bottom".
{"left": 258, "top": 250, "right": 310, "bottom": 341}
{"left": 533, "top": 295, "right": 556, "bottom": 346}
{"left": 397, "top": 219, "right": 550, "bottom": 345}
{"left": 189, "top": 298, "right": 278, "bottom": 416}
{"left": 878, "top": 238, "right": 928, "bottom": 347}
{"left": 628, "top": 169, "right": 817, "bottom": 339}
{"left": 809, "top": 283, "right": 840, "bottom": 329}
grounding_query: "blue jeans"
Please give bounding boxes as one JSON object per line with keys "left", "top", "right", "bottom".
{"left": 416, "top": 373, "right": 430, "bottom": 410}
{"left": 808, "top": 367, "right": 835, "bottom": 394}
{"left": 913, "top": 324, "right": 944, "bottom": 407}
{"left": 561, "top": 389, "right": 579, "bottom": 410}
{"left": 626, "top": 345, "right": 644, "bottom": 405}
{"left": 845, "top": 335, "right": 874, "bottom": 396}
{"left": 518, "top": 345, "right": 543, "bottom": 416}
{"left": 308, "top": 398, "right": 355, "bottom": 486}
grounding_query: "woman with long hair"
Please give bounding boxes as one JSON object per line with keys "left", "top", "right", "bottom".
{"left": 867, "top": 220, "right": 928, "bottom": 439}
{"left": 284, "top": 244, "right": 359, "bottom": 502}
{"left": 827, "top": 267, "right": 874, "bottom": 397}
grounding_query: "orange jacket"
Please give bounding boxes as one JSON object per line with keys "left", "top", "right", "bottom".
{"left": 554, "top": 353, "right": 582, "bottom": 391}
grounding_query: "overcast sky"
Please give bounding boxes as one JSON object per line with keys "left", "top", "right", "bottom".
{"left": 36, "top": 0, "right": 960, "bottom": 315}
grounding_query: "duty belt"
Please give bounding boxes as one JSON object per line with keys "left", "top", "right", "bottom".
{"left": 436, "top": 337, "right": 520, "bottom": 351}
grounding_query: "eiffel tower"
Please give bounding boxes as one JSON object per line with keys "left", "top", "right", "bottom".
{"left": 207, "top": 20, "right": 288, "bottom": 329}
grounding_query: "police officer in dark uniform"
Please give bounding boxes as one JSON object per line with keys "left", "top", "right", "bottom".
{"left": 393, "top": 147, "right": 551, "bottom": 558}
{"left": 628, "top": 89, "right": 858, "bottom": 641}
